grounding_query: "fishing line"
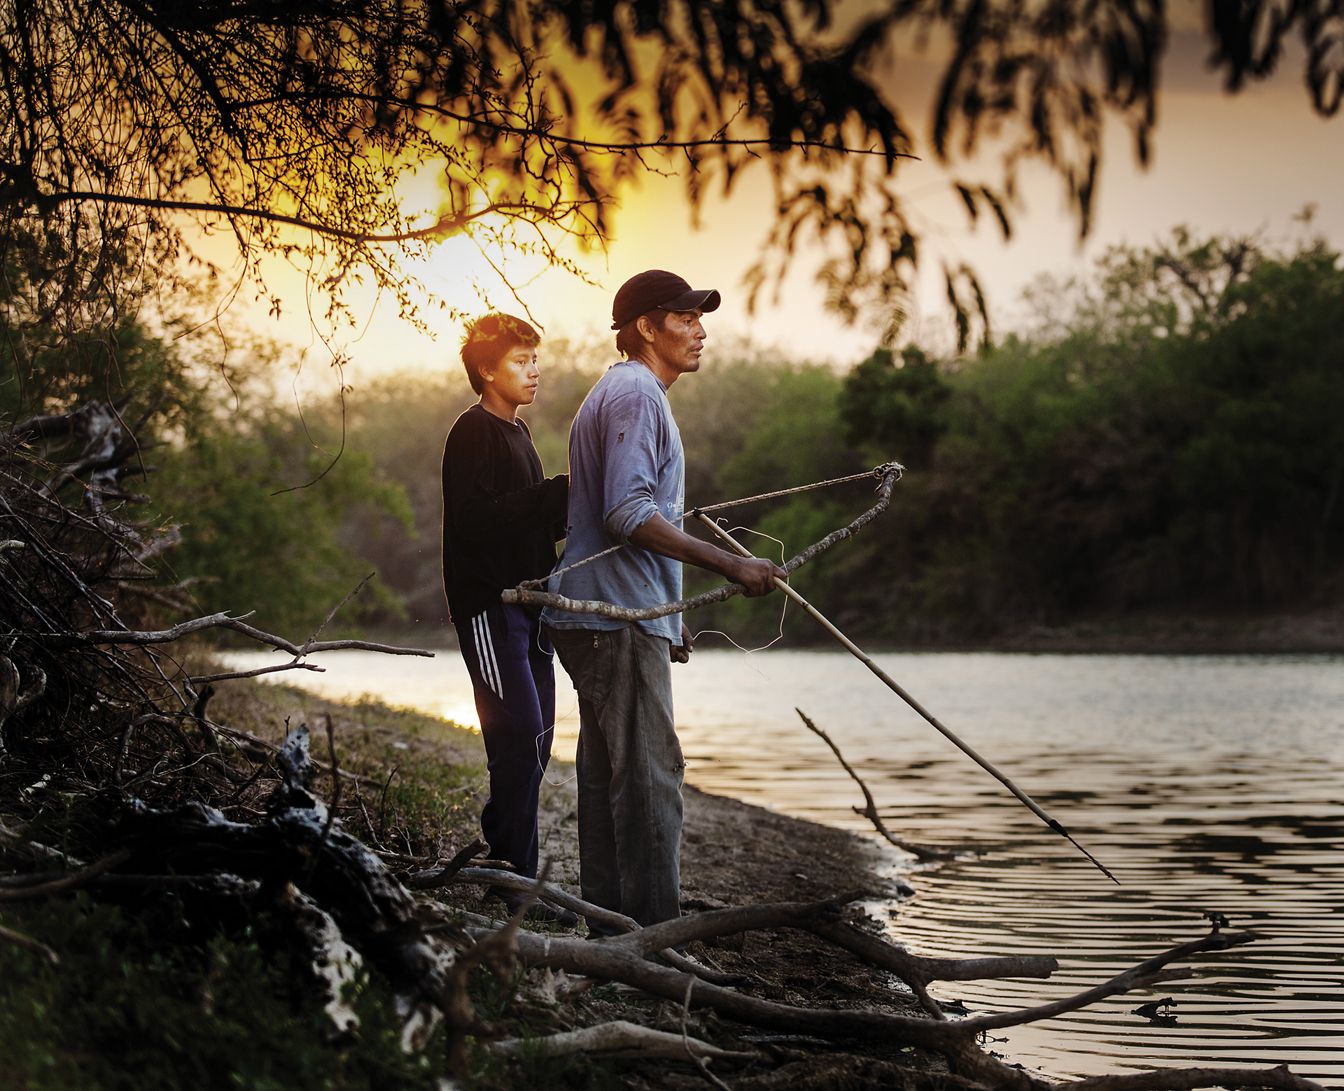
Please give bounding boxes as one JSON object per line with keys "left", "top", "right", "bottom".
{"left": 524, "top": 469, "right": 891, "bottom": 788}
{"left": 689, "top": 520, "right": 792, "bottom": 658}
{"left": 534, "top": 519, "right": 792, "bottom": 782}
{"left": 532, "top": 620, "right": 577, "bottom": 787}
{"left": 518, "top": 466, "right": 888, "bottom": 591}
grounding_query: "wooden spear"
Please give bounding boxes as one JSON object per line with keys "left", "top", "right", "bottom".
{"left": 691, "top": 510, "right": 1120, "bottom": 885}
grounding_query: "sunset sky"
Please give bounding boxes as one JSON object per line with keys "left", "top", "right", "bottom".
{"left": 241, "top": 19, "right": 1343, "bottom": 381}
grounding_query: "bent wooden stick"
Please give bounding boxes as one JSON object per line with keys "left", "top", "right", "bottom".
{"left": 692, "top": 511, "right": 1120, "bottom": 886}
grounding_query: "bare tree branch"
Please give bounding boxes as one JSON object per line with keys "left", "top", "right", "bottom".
{"left": 66, "top": 611, "right": 432, "bottom": 658}
{"left": 796, "top": 708, "right": 954, "bottom": 862}
{"left": 0, "top": 848, "right": 132, "bottom": 902}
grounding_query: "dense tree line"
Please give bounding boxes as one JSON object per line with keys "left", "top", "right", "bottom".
{"left": 319, "top": 226, "right": 1343, "bottom": 645}
{"left": 0, "top": 274, "right": 408, "bottom": 637}
{"left": 6, "top": 227, "right": 1338, "bottom": 643}
{"left": 839, "top": 227, "right": 1344, "bottom": 641}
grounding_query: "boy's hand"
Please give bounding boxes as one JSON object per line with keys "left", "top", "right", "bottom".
{"left": 671, "top": 621, "right": 695, "bottom": 663}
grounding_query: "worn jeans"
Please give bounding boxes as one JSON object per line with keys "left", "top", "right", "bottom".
{"left": 549, "top": 624, "right": 684, "bottom": 926}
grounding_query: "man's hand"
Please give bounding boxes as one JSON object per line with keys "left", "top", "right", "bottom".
{"left": 627, "top": 513, "right": 787, "bottom": 597}
{"left": 671, "top": 621, "right": 695, "bottom": 664}
{"left": 730, "top": 555, "right": 787, "bottom": 597}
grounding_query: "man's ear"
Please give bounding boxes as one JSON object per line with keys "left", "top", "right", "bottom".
{"left": 635, "top": 314, "right": 658, "bottom": 344}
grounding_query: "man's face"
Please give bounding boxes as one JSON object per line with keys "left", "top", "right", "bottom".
{"left": 649, "top": 309, "right": 706, "bottom": 376}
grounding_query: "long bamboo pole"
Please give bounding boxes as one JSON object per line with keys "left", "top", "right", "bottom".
{"left": 692, "top": 510, "right": 1120, "bottom": 886}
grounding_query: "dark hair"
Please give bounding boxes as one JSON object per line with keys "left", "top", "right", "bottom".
{"left": 614, "top": 308, "right": 667, "bottom": 358}
{"left": 460, "top": 313, "right": 540, "bottom": 394}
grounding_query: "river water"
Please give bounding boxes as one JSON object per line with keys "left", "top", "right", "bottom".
{"left": 219, "top": 645, "right": 1344, "bottom": 1083}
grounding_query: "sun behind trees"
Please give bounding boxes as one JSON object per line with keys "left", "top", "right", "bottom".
{"left": 2, "top": 0, "right": 1340, "bottom": 353}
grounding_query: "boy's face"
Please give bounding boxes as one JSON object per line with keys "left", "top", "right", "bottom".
{"left": 483, "top": 343, "right": 540, "bottom": 409}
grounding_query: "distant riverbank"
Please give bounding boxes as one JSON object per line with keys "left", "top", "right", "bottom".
{"left": 365, "top": 603, "right": 1344, "bottom": 659}
{"left": 964, "top": 604, "right": 1344, "bottom": 655}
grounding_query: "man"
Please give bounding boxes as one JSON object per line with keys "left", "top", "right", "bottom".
{"left": 545, "top": 270, "right": 786, "bottom": 927}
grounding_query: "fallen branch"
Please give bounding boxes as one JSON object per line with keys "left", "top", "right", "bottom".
{"left": 487, "top": 1019, "right": 757, "bottom": 1065}
{"left": 474, "top": 917, "right": 1296, "bottom": 1084}
{"left": 276, "top": 882, "right": 363, "bottom": 1038}
{"left": 0, "top": 847, "right": 132, "bottom": 902}
{"left": 116, "top": 727, "right": 458, "bottom": 1045}
{"left": 458, "top": 865, "right": 637, "bottom": 934}
{"left": 0, "top": 921, "right": 61, "bottom": 965}
{"left": 187, "top": 661, "right": 327, "bottom": 685}
{"left": 406, "top": 839, "right": 489, "bottom": 890}
{"left": 1066, "top": 1064, "right": 1326, "bottom": 1091}
{"left": 601, "top": 892, "right": 867, "bottom": 956}
{"left": 681, "top": 977, "right": 736, "bottom": 1091}
{"left": 455, "top": 866, "right": 757, "bottom": 984}
{"left": 491, "top": 925, "right": 970, "bottom": 1050}
{"left": 958, "top": 930, "right": 1258, "bottom": 1034}
{"left": 211, "top": 723, "right": 382, "bottom": 787}
{"left": 807, "top": 917, "right": 1058, "bottom": 989}
{"left": 71, "top": 611, "right": 435, "bottom": 658}
{"left": 0, "top": 820, "right": 80, "bottom": 867}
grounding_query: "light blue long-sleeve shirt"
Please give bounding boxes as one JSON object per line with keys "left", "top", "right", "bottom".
{"left": 543, "top": 361, "right": 684, "bottom": 643}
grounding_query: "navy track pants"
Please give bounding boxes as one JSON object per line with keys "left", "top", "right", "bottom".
{"left": 454, "top": 602, "right": 556, "bottom": 878}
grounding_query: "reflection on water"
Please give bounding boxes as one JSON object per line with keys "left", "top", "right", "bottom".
{"left": 875, "top": 753, "right": 1343, "bottom": 1080}
{"left": 219, "top": 647, "right": 1344, "bottom": 1081}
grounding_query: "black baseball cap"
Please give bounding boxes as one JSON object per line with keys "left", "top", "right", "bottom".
{"left": 610, "top": 270, "right": 721, "bottom": 329}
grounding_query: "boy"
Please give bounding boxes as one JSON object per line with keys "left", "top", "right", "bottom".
{"left": 442, "top": 313, "right": 570, "bottom": 919}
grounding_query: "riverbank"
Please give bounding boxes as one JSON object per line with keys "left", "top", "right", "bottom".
{"left": 970, "top": 604, "right": 1344, "bottom": 655}
{"left": 212, "top": 679, "right": 953, "bottom": 1089}
{"left": 4, "top": 672, "right": 949, "bottom": 1089}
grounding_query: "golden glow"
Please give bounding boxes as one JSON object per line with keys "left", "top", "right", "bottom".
{"left": 435, "top": 698, "right": 482, "bottom": 732}
{"left": 210, "top": 39, "right": 1342, "bottom": 378}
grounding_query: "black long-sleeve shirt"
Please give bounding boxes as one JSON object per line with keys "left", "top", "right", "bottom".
{"left": 441, "top": 404, "right": 568, "bottom": 622}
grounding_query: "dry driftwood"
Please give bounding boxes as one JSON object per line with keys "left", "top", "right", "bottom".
{"left": 275, "top": 882, "right": 364, "bottom": 1038}
{"left": 487, "top": 1019, "right": 758, "bottom": 1064}
{"left": 405, "top": 839, "right": 488, "bottom": 890}
{"left": 494, "top": 923, "right": 1323, "bottom": 1091}
{"left": 491, "top": 923, "right": 993, "bottom": 1052}
{"left": 1066, "top": 1067, "right": 1323, "bottom": 1091}
{"left": 447, "top": 878, "right": 1323, "bottom": 1091}
{"left": 453, "top": 866, "right": 1056, "bottom": 997}
{"left": 111, "top": 725, "right": 460, "bottom": 1044}
{"left": 454, "top": 865, "right": 744, "bottom": 984}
